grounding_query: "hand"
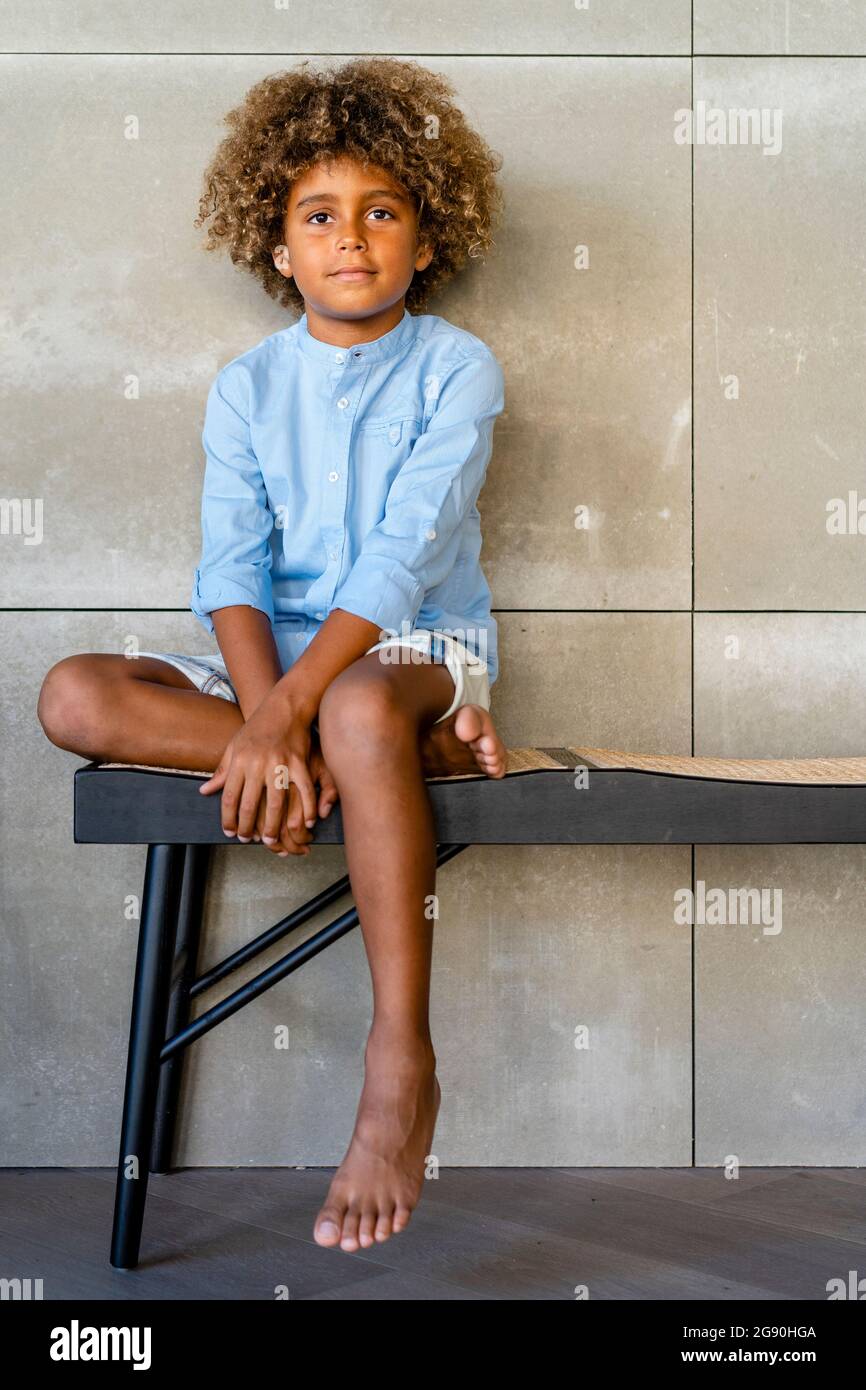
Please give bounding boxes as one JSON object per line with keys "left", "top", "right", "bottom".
{"left": 252, "top": 731, "right": 341, "bottom": 857}
{"left": 198, "top": 690, "right": 319, "bottom": 848}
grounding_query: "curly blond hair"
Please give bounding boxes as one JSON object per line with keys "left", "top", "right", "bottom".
{"left": 193, "top": 57, "right": 504, "bottom": 314}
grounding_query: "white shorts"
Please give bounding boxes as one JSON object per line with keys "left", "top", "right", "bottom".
{"left": 136, "top": 628, "right": 490, "bottom": 726}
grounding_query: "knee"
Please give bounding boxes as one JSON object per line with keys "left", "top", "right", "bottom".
{"left": 318, "top": 667, "right": 413, "bottom": 763}
{"left": 37, "top": 655, "right": 107, "bottom": 752}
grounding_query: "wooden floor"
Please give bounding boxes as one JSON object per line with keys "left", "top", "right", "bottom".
{"left": 1, "top": 1166, "right": 864, "bottom": 1300}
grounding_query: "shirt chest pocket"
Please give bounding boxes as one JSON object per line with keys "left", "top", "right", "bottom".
{"left": 356, "top": 414, "right": 422, "bottom": 448}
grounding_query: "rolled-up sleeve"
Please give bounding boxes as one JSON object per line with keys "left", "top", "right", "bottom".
{"left": 332, "top": 350, "right": 504, "bottom": 636}
{"left": 190, "top": 366, "right": 275, "bottom": 636}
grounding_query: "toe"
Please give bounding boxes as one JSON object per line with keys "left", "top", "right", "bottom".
{"left": 392, "top": 1204, "right": 413, "bottom": 1235}
{"left": 340, "top": 1208, "right": 362, "bottom": 1252}
{"left": 358, "top": 1210, "right": 378, "bottom": 1249}
{"left": 314, "top": 1202, "right": 345, "bottom": 1247}
{"left": 454, "top": 704, "right": 484, "bottom": 741}
{"left": 374, "top": 1206, "right": 395, "bottom": 1242}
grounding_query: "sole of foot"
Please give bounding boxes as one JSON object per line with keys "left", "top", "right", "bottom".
{"left": 422, "top": 702, "right": 508, "bottom": 779}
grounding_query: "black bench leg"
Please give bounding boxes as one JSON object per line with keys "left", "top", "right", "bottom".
{"left": 110, "top": 842, "right": 185, "bottom": 1270}
{"left": 150, "top": 844, "right": 211, "bottom": 1175}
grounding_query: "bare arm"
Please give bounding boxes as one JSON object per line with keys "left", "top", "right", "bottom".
{"left": 212, "top": 604, "right": 382, "bottom": 724}
{"left": 200, "top": 605, "right": 383, "bottom": 848}
{"left": 267, "top": 608, "right": 385, "bottom": 722}
{"left": 211, "top": 605, "right": 285, "bottom": 721}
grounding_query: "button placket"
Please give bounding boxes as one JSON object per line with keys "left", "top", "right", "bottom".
{"left": 323, "top": 415, "right": 348, "bottom": 565}
{"left": 322, "top": 355, "right": 367, "bottom": 609}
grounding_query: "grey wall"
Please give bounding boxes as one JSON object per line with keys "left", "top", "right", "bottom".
{"left": 2, "top": 2, "right": 865, "bottom": 1167}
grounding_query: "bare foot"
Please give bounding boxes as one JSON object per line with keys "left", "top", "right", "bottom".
{"left": 313, "top": 1031, "right": 441, "bottom": 1252}
{"left": 420, "top": 702, "right": 508, "bottom": 780}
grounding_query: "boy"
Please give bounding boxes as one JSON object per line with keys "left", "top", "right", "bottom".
{"left": 38, "top": 57, "right": 507, "bottom": 1253}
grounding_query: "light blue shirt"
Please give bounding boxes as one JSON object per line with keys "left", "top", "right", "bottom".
{"left": 190, "top": 307, "right": 504, "bottom": 684}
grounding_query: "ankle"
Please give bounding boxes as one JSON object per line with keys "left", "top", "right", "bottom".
{"left": 366, "top": 1023, "right": 436, "bottom": 1069}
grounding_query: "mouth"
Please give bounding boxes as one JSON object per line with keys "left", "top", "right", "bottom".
{"left": 330, "top": 268, "right": 377, "bottom": 281}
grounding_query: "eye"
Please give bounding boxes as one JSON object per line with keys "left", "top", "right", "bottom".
{"left": 305, "top": 207, "right": 396, "bottom": 225}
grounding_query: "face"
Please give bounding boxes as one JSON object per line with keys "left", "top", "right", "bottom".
{"left": 273, "top": 155, "right": 433, "bottom": 343}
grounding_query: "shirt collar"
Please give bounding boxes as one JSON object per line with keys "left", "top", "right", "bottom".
{"left": 294, "top": 306, "right": 416, "bottom": 366}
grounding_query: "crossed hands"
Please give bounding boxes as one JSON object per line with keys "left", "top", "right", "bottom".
{"left": 198, "top": 691, "right": 338, "bottom": 857}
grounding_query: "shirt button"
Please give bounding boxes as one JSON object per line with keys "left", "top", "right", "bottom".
{"left": 335, "top": 352, "right": 344, "bottom": 363}
{"left": 337, "top": 396, "right": 349, "bottom": 409}
{"left": 424, "top": 527, "right": 437, "bottom": 540}
{"left": 328, "top": 547, "right": 339, "bottom": 560}
{"left": 314, "top": 611, "right": 325, "bottom": 621}
{"left": 328, "top": 470, "right": 339, "bottom": 481}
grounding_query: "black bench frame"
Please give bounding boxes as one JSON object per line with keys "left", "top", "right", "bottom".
{"left": 73, "top": 755, "right": 866, "bottom": 1270}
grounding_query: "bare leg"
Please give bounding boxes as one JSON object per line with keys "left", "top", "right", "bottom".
{"left": 312, "top": 651, "right": 459, "bottom": 1252}
{"left": 37, "top": 652, "right": 507, "bottom": 781}
{"left": 37, "top": 653, "right": 246, "bottom": 771}
{"left": 39, "top": 648, "right": 501, "bottom": 1247}
{"left": 36, "top": 654, "right": 333, "bottom": 850}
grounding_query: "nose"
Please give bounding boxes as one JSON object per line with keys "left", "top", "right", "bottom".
{"left": 336, "top": 216, "right": 367, "bottom": 251}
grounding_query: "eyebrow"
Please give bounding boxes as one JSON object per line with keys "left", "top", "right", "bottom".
{"left": 294, "top": 187, "right": 410, "bottom": 211}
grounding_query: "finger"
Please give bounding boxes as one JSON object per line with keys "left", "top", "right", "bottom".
{"left": 254, "top": 782, "right": 299, "bottom": 855}
{"left": 219, "top": 763, "right": 246, "bottom": 838}
{"left": 286, "top": 761, "right": 319, "bottom": 832}
{"left": 280, "top": 786, "right": 311, "bottom": 855}
{"left": 276, "top": 831, "right": 309, "bottom": 857}
{"left": 262, "top": 820, "right": 299, "bottom": 855}
{"left": 199, "top": 759, "right": 229, "bottom": 795}
{"left": 317, "top": 768, "right": 339, "bottom": 818}
{"left": 278, "top": 809, "right": 310, "bottom": 856}
{"left": 261, "top": 759, "right": 288, "bottom": 846}
{"left": 236, "top": 770, "right": 264, "bottom": 841}
{"left": 252, "top": 793, "right": 268, "bottom": 844}
{"left": 258, "top": 792, "right": 297, "bottom": 855}
{"left": 309, "top": 747, "right": 339, "bottom": 818}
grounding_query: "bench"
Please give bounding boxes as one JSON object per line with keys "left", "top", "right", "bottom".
{"left": 73, "top": 747, "right": 866, "bottom": 1270}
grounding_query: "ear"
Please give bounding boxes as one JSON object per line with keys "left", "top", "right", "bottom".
{"left": 273, "top": 242, "right": 293, "bottom": 279}
{"left": 414, "top": 242, "right": 434, "bottom": 274}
